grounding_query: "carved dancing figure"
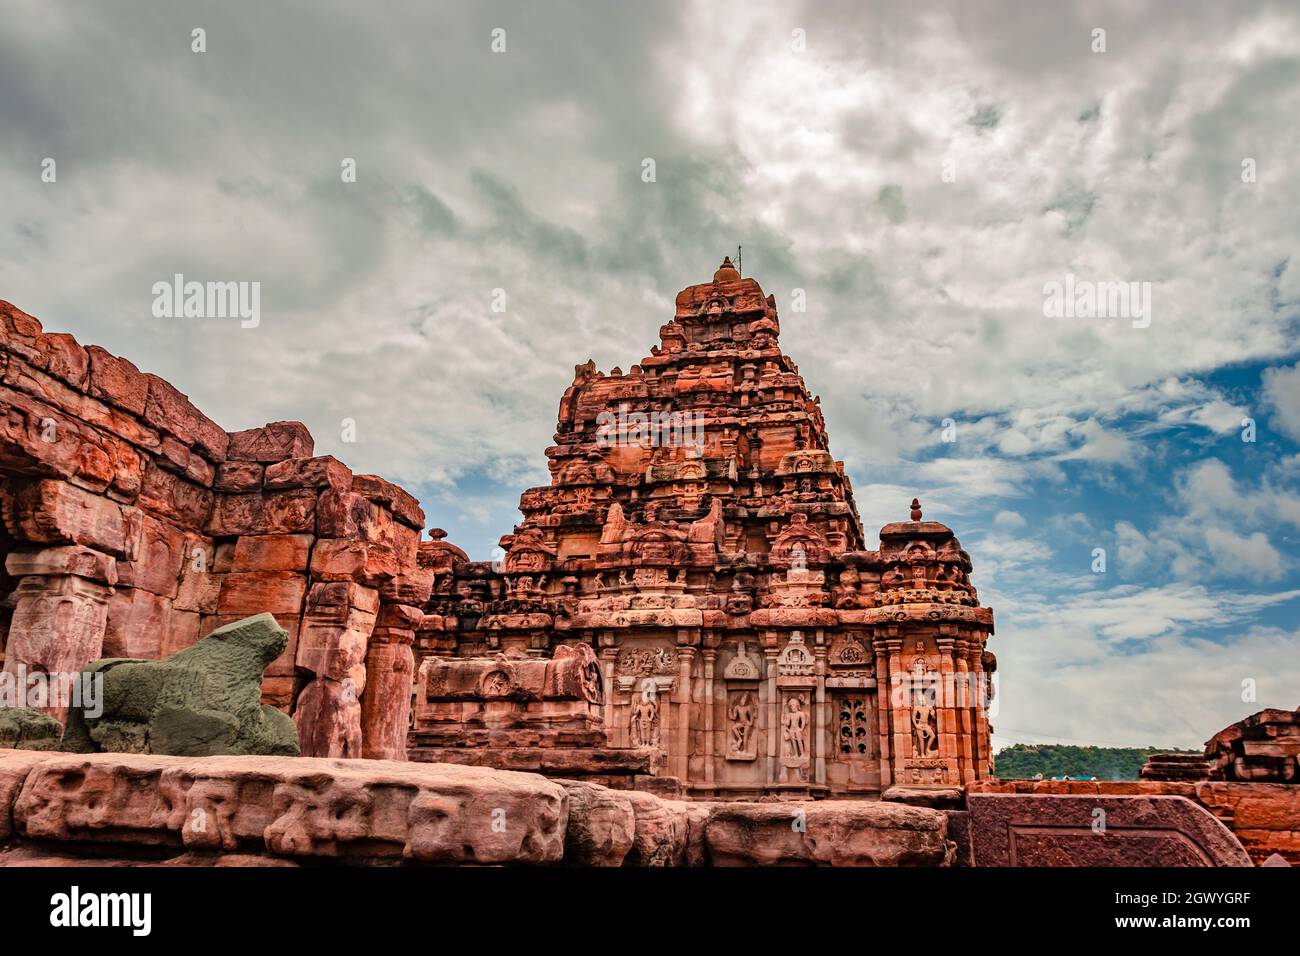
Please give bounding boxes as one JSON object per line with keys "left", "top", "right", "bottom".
{"left": 782, "top": 697, "right": 808, "bottom": 759}
{"left": 729, "top": 692, "right": 755, "bottom": 754}
{"left": 911, "top": 698, "right": 938, "bottom": 756}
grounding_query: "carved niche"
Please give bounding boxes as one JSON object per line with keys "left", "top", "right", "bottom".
{"left": 776, "top": 632, "right": 814, "bottom": 678}
{"left": 779, "top": 694, "right": 810, "bottom": 782}
{"left": 629, "top": 689, "right": 661, "bottom": 749}
{"left": 726, "top": 690, "right": 758, "bottom": 761}
{"left": 724, "top": 642, "right": 761, "bottom": 762}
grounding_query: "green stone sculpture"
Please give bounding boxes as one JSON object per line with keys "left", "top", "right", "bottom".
{"left": 62, "top": 612, "right": 300, "bottom": 757}
{"left": 0, "top": 707, "right": 64, "bottom": 750}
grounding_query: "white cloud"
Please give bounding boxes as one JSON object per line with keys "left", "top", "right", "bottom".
{"left": 1263, "top": 362, "right": 1300, "bottom": 443}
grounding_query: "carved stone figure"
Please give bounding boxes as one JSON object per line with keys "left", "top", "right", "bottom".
{"left": 630, "top": 692, "right": 660, "bottom": 748}
{"left": 911, "top": 697, "right": 939, "bottom": 756}
{"left": 727, "top": 691, "right": 756, "bottom": 758}
{"left": 782, "top": 696, "right": 808, "bottom": 760}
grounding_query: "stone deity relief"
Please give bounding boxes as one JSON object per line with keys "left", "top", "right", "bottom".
{"left": 617, "top": 646, "right": 676, "bottom": 677}
{"left": 629, "top": 688, "right": 660, "bottom": 748}
{"left": 780, "top": 695, "right": 810, "bottom": 781}
{"left": 911, "top": 696, "right": 939, "bottom": 756}
{"left": 726, "top": 690, "right": 757, "bottom": 760}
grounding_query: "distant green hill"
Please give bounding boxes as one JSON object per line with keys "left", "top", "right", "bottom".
{"left": 993, "top": 744, "right": 1200, "bottom": 781}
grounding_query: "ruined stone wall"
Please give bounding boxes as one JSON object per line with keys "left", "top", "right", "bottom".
{"left": 0, "top": 300, "right": 430, "bottom": 759}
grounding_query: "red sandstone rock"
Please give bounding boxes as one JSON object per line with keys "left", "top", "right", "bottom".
{"left": 84, "top": 345, "right": 149, "bottom": 416}
{"left": 556, "top": 779, "right": 636, "bottom": 865}
{"left": 1206, "top": 706, "right": 1300, "bottom": 783}
{"left": 309, "top": 538, "right": 399, "bottom": 585}
{"left": 967, "top": 793, "right": 1252, "bottom": 867}
{"left": 7, "top": 751, "right": 567, "bottom": 864}
{"left": 138, "top": 462, "right": 213, "bottom": 528}
{"left": 231, "top": 533, "right": 313, "bottom": 573}
{"left": 0, "top": 750, "right": 51, "bottom": 841}
{"left": 360, "top": 641, "right": 415, "bottom": 760}
{"left": 5, "top": 546, "right": 117, "bottom": 585}
{"left": 143, "top": 374, "right": 228, "bottom": 462}
{"left": 216, "top": 571, "right": 308, "bottom": 617}
{"left": 225, "top": 421, "right": 314, "bottom": 462}
{"left": 264, "top": 455, "right": 352, "bottom": 492}
{"left": 213, "top": 460, "right": 264, "bottom": 493}
{"left": 703, "top": 801, "right": 953, "bottom": 866}
{"left": 7, "top": 478, "right": 131, "bottom": 556}
{"left": 103, "top": 587, "right": 171, "bottom": 658}
{"left": 353, "top": 473, "right": 425, "bottom": 530}
{"left": 0, "top": 301, "right": 423, "bottom": 761}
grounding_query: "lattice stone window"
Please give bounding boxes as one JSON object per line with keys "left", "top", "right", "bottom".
{"left": 838, "top": 697, "right": 872, "bottom": 757}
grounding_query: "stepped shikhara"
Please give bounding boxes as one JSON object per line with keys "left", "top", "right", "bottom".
{"left": 413, "top": 259, "right": 998, "bottom": 797}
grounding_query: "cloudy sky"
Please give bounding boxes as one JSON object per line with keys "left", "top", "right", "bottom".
{"left": 3, "top": 0, "right": 1299, "bottom": 755}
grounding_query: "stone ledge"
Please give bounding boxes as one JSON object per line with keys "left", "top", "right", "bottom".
{"left": 0, "top": 749, "right": 961, "bottom": 867}
{"left": 2, "top": 749, "right": 567, "bottom": 865}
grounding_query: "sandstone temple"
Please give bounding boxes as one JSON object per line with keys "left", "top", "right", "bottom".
{"left": 0, "top": 261, "right": 1295, "bottom": 869}
{"left": 411, "top": 257, "right": 997, "bottom": 798}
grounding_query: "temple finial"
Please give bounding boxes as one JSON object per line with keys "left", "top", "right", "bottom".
{"left": 910, "top": 498, "right": 922, "bottom": 521}
{"left": 713, "top": 256, "right": 740, "bottom": 283}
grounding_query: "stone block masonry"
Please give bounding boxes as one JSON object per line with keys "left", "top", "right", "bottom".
{"left": 0, "top": 300, "right": 427, "bottom": 758}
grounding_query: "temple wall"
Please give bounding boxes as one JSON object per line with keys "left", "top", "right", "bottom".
{"left": 0, "top": 300, "right": 429, "bottom": 758}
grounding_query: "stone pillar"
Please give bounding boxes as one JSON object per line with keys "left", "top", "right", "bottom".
{"left": 764, "top": 641, "right": 779, "bottom": 787}
{"left": 971, "top": 637, "right": 990, "bottom": 778}
{"left": 673, "top": 645, "right": 695, "bottom": 782}
{"left": 885, "top": 637, "right": 908, "bottom": 783}
{"left": 936, "top": 636, "right": 958, "bottom": 780}
{"left": 702, "top": 647, "right": 716, "bottom": 785}
{"left": 361, "top": 602, "right": 421, "bottom": 760}
{"left": 3, "top": 547, "right": 116, "bottom": 723}
{"left": 293, "top": 581, "right": 379, "bottom": 757}
{"left": 599, "top": 643, "right": 618, "bottom": 745}
{"left": 813, "top": 640, "right": 827, "bottom": 786}
{"left": 954, "top": 639, "right": 974, "bottom": 782}
{"left": 873, "top": 637, "right": 892, "bottom": 788}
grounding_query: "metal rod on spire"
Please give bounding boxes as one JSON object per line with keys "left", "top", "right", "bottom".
{"left": 737, "top": 245, "right": 742, "bottom": 277}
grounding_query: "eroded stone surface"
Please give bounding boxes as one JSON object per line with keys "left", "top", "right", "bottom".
{"left": 0, "top": 707, "right": 63, "bottom": 751}
{"left": 967, "top": 793, "right": 1252, "bottom": 867}
{"left": 1206, "top": 706, "right": 1300, "bottom": 784}
{"left": 703, "top": 800, "right": 953, "bottom": 866}
{"left": 556, "top": 779, "right": 636, "bottom": 866}
{"left": 0, "top": 300, "right": 425, "bottom": 760}
{"left": 10, "top": 751, "right": 567, "bottom": 864}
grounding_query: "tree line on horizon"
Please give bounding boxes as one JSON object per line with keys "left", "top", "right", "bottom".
{"left": 993, "top": 743, "right": 1200, "bottom": 781}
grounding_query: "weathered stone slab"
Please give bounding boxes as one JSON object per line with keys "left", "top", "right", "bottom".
{"left": 967, "top": 793, "right": 1253, "bottom": 867}
{"left": 9, "top": 751, "right": 567, "bottom": 864}
{"left": 0, "top": 749, "right": 55, "bottom": 840}
{"left": 703, "top": 801, "right": 953, "bottom": 866}
{"left": 556, "top": 779, "right": 636, "bottom": 866}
